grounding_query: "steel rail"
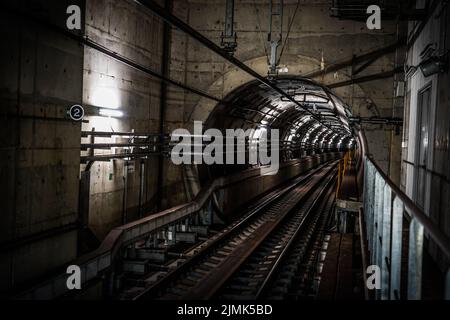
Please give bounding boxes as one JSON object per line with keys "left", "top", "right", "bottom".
{"left": 15, "top": 152, "right": 342, "bottom": 299}
{"left": 254, "top": 171, "right": 337, "bottom": 298}
{"left": 133, "top": 0, "right": 341, "bottom": 134}
{"left": 216, "top": 169, "right": 336, "bottom": 300}
{"left": 190, "top": 164, "right": 338, "bottom": 300}
{"left": 133, "top": 161, "right": 337, "bottom": 300}
{"left": 265, "top": 182, "right": 336, "bottom": 299}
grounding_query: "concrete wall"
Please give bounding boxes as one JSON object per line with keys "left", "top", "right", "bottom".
{"left": 167, "top": 0, "right": 403, "bottom": 178}
{"left": 403, "top": 1, "right": 450, "bottom": 269}
{"left": 81, "top": 0, "right": 166, "bottom": 239}
{"left": 160, "top": 0, "right": 190, "bottom": 209}
{"left": 81, "top": 0, "right": 189, "bottom": 220}
{"left": 0, "top": 0, "right": 410, "bottom": 296}
{"left": 0, "top": 0, "right": 83, "bottom": 293}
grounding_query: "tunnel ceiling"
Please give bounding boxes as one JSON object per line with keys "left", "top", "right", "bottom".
{"left": 207, "top": 77, "right": 355, "bottom": 149}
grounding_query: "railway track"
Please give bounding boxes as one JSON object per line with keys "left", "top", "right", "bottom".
{"left": 217, "top": 168, "right": 336, "bottom": 300}
{"left": 133, "top": 161, "right": 339, "bottom": 300}
{"left": 259, "top": 182, "right": 336, "bottom": 300}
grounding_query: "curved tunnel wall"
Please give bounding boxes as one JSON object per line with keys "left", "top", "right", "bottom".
{"left": 199, "top": 77, "right": 356, "bottom": 181}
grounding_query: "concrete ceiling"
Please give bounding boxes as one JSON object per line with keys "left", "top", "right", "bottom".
{"left": 207, "top": 77, "right": 354, "bottom": 148}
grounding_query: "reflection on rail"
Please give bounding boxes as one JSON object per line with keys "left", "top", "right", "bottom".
{"left": 134, "top": 162, "right": 338, "bottom": 300}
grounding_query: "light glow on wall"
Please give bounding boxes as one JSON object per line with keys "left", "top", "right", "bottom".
{"left": 92, "top": 87, "right": 120, "bottom": 110}
{"left": 84, "top": 116, "right": 120, "bottom": 132}
{"left": 91, "top": 87, "right": 124, "bottom": 119}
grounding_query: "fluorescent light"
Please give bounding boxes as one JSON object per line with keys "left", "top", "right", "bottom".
{"left": 99, "top": 108, "right": 124, "bottom": 118}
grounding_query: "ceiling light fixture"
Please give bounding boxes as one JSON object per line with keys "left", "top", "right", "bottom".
{"left": 278, "top": 66, "right": 289, "bottom": 73}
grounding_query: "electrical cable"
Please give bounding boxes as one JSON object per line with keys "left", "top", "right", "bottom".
{"left": 277, "top": 0, "right": 300, "bottom": 66}
{"left": 253, "top": 0, "right": 271, "bottom": 65}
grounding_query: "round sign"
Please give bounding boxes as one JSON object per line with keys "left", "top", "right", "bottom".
{"left": 69, "top": 104, "right": 85, "bottom": 121}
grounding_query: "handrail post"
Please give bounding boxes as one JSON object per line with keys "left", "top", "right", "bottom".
{"left": 366, "top": 160, "right": 375, "bottom": 256}
{"left": 390, "top": 196, "right": 404, "bottom": 300}
{"left": 372, "top": 173, "right": 383, "bottom": 275}
{"left": 363, "top": 157, "right": 370, "bottom": 247}
{"left": 371, "top": 170, "right": 378, "bottom": 264}
{"left": 407, "top": 219, "right": 424, "bottom": 300}
{"left": 375, "top": 174, "right": 385, "bottom": 300}
{"left": 381, "top": 185, "right": 392, "bottom": 300}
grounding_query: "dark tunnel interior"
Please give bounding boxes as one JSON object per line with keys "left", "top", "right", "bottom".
{"left": 0, "top": 0, "right": 449, "bottom": 307}
{"left": 202, "top": 78, "right": 355, "bottom": 179}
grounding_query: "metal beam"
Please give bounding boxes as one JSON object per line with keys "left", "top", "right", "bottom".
{"left": 407, "top": 0, "right": 441, "bottom": 50}
{"left": 224, "top": 0, "right": 235, "bottom": 38}
{"left": 268, "top": 0, "right": 284, "bottom": 76}
{"left": 304, "top": 39, "right": 406, "bottom": 79}
{"left": 330, "top": 2, "right": 426, "bottom": 22}
{"left": 157, "top": 0, "right": 173, "bottom": 211}
{"left": 327, "top": 67, "right": 404, "bottom": 89}
{"left": 352, "top": 55, "right": 380, "bottom": 76}
{"left": 133, "top": 0, "right": 338, "bottom": 133}
{"left": 221, "top": 0, "right": 237, "bottom": 54}
{"left": 349, "top": 116, "right": 403, "bottom": 126}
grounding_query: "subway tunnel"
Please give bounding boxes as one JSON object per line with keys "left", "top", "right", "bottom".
{"left": 200, "top": 78, "right": 354, "bottom": 181}
{"left": 0, "top": 0, "right": 450, "bottom": 306}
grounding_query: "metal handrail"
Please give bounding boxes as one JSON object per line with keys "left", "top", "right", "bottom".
{"left": 402, "top": 159, "right": 450, "bottom": 185}
{"left": 367, "top": 156, "right": 450, "bottom": 259}
{"left": 360, "top": 129, "right": 450, "bottom": 300}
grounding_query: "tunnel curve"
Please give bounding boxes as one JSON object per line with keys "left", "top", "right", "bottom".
{"left": 203, "top": 77, "right": 356, "bottom": 175}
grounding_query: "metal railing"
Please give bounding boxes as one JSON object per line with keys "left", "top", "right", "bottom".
{"left": 363, "top": 155, "right": 450, "bottom": 300}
